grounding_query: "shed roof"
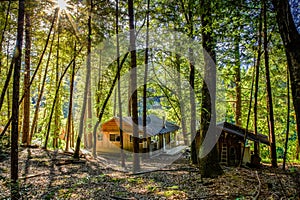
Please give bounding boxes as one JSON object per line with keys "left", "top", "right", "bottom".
{"left": 216, "top": 122, "right": 270, "bottom": 145}
{"left": 101, "top": 114, "right": 179, "bottom": 137}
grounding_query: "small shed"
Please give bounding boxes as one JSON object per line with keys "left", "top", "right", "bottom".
{"left": 216, "top": 122, "right": 270, "bottom": 166}
{"left": 97, "top": 114, "right": 179, "bottom": 153}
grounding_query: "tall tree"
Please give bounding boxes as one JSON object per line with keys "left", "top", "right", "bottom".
{"left": 253, "top": 6, "right": 263, "bottom": 157}
{"left": 88, "top": 0, "right": 93, "bottom": 152}
{"left": 283, "top": 67, "right": 290, "bottom": 170}
{"left": 53, "top": 23, "right": 61, "bottom": 149}
{"left": 234, "top": 35, "right": 242, "bottom": 126}
{"left": 74, "top": 0, "right": 93, "bottom": 159}
{"left": 143, "top": 0, "right": 150, "bottom": 155}
{"left": 128, "top": 0, "right": 140, "bottom": 172}
{"left": 263, "top": 0, "right": 277, "bottom": 167}
{"left": 11, "top": 0, "right": 25, "bottom": 198}
{"left": 198, "top": 0, "right": 223, "bottom": 177}
{"left": 21, "top": 1, "right": 31, "bottom": 145}
{"left": 116, "top": 0, "right": 125, "bottom": 167}
{"left": 65, "top": 42, "right": 76, "bottom": 152}
{"left": 272, "top": 0, "right": 300, "bottom": 151}
{"left": 177, "top": 0, "right": 198, "bottom": 164}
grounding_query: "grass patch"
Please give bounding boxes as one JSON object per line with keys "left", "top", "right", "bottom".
{"left": 158, "top": 190, "right": 182, "bottom": 198}
{"left": 167, "top": 185, "right": 179, "bottom": 190}
{"left": 146, "top": 185, "right": 158, "bottom": 192}
{"left": 127, "top": 177, "right": 143, "bottom": 184}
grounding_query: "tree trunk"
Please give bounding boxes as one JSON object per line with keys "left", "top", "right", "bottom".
{"left": 234, "top": 36, "right": 242, "bottom": 126}
{"left": 74, "top": 0, "right": 93, "bottom": 158}
{"left": 190, "top": 51, "right": 197, "bottom": 164}
{"left": 143, "top": 0, "right": 150, "bottom": 155}
{"left": 96, "top": 52, "right": 102, "bottom": 116}
{"left": 53, "top": 27, "right": 60, "bottom": 149}
{"left": 22, "top": 4, "right": 31, "bottom": 145}
{"left": 116, "top": 0, "right": 125, "bottom": 167}
{"left": 6, "top": 37, "right": 11, "bottom": 138}
{"left": 71, "top": 114, "right": 75, "bottom": 148}
{"left": 263, "top": 0, "right": 277, "bottom": 167}
{"left": 187, "top": 4, "right": 198, "bottom": 164}
{"left": 283, "top": 66, "right": 290, "bottom": 170}
{"left": 253, "top": 6, "right": 263, "bottom": 156}
{"left": 239, "top": 58, "right": 256, "bottom": 166}
{"left": 11, "top": 0, "right": 25, "bottom": 198}
{"left": 128, "top": 78, "right": 132, "bottom": 117}
{"left": 179, "top": 0, "right": 197, "bottom": 164}
{"left": 65, "top": 42, "right": 76, "bottom": 152}
{"left": 198, "top": 0, "right": 223, "bottom": 178}
{"left": 272, "top": 0, "right": 300, "bottom": 150}
{"left": 128, "top": 0, "right": 140, "bottom": 172}
{"left": 88, "top": 0, "right": 93, "bottom": 151}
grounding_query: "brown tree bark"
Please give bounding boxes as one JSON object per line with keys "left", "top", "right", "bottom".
{"left": 128, "top": 0, "right": 140, "bottom": 172}
{"left": 272, "top": 0, "right": 300, "bottom": 151}
{"left": 263, "top": 0, "right": 277, "bottom": 167}
{"left": 74, "top": 0, "right": 92, "bottom": 159}
{"left": 116, "top": 0, "right": 125, "bottom": 167}
{"left": 179, "top": 0, "right": 197, "bottom": 164}
{"left": 11, "top": 0, "right": 25, "bottom": 198}
{"left": 283, "top": 66, "right": 290, "bottom": 170}
{"left": 234, "top": 36, "right": 242, "bottom": 126}
{"left": 88, "top": 0, "right": 93, "bottom": 151}
{"left": 53, "top": 26, "right": 60, "bottom": 149}
{"left": 65, "top": 42, "right": 76, "bottom": 152}
{"left": 253, "top": 6, "right": 263, "bottom": 156}
{"left": 142, "top": 0, "right": 150, "bottom": 155}
{"left": 198, "top": 0, "right": 223, "bottom": 178}
{"left": 22, "top": 3, "right": 31, "bottom": 145}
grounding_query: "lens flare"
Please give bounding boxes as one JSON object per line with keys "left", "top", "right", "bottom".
{"left": 57, "top": 0, "right": 67, "bottom": 10}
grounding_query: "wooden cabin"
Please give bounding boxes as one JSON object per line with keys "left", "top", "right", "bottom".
{"left": 216, "top": 122, "right": 270, "bottom": 166}
{"left": 96, "top": 114, "right": 179, "bottom": 153}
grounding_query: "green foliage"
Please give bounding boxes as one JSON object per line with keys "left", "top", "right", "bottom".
{"left": 0, "top": 0, "right": 298, "bottom": 162}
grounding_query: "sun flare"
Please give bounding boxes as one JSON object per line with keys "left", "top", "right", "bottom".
{"left": 57, "top": 0, "right": 67, "bottom": 10}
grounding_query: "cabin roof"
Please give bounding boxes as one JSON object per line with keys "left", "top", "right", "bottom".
{"left": 101, "top": 114, "right": 179, "bottom": 137}
{"left": 216, "top": 121, "right": 270, "bottom": 145}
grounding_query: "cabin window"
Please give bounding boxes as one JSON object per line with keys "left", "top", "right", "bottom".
{"left": 98, "top": 134, "right": 103, "bottom": 141}
{"left": 110, "top": 134, "right": 120, "bottom": 142}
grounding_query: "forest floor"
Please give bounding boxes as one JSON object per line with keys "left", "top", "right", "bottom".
{"left": 0, "top": 147, "right": 300, "bottom": 200}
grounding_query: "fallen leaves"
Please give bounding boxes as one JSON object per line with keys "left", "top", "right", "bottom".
{"left": 0, "top": 147, "right": 299, "bottom": 199}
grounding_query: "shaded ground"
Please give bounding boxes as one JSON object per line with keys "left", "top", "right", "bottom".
{"left": 0, "top": 147, "right": 299, "bottom": 199}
